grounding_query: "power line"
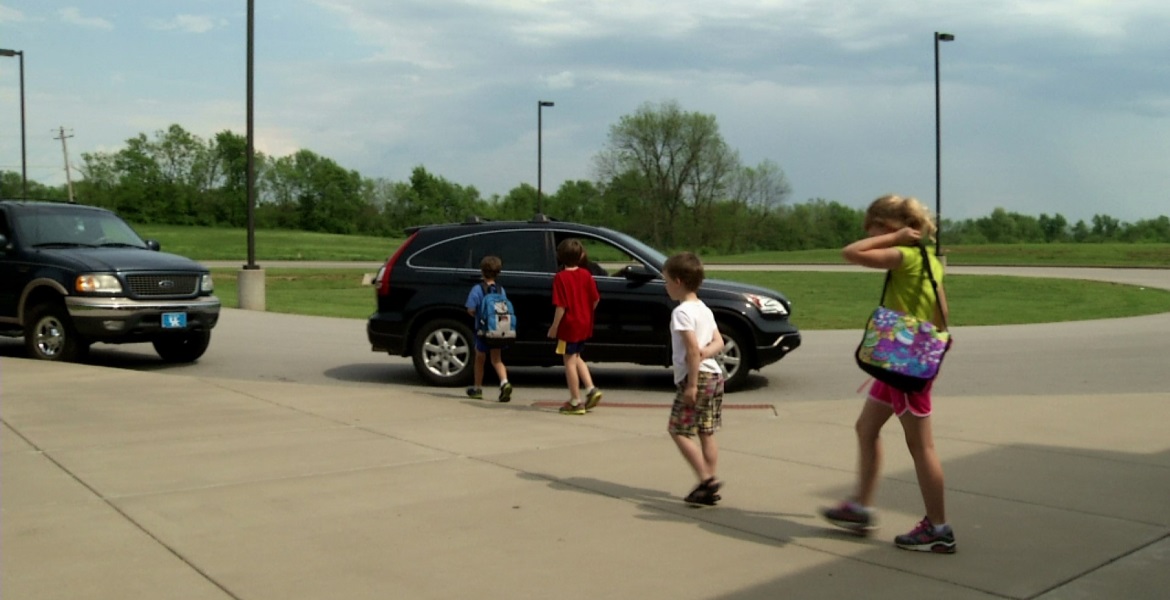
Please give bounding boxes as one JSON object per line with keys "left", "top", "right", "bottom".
{"left": 52, "top": 127, "right": 76, "bottom": 203}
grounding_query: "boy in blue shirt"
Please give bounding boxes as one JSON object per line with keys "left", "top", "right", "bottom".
{"left": 464, "top": 255, "right": 512, "bottom": 402}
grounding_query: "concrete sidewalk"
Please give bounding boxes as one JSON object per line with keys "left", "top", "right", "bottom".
{"left": 2, "top": 357, "right": 1168, "bottom": 599}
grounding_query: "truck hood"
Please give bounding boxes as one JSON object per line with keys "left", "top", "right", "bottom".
{"left": 40, "top": 247, "right": 209, "bottom": 273}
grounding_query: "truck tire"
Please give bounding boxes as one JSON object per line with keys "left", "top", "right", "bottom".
{"left": 24, "top": 302, "right": 88, "bottom": 362}
{"left": 153, "top": 330, "right": 211, "bottom": 363}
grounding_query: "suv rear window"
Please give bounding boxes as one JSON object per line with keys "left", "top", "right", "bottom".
{"left": 409, "top": 230, "right": 551, "bottom": 273}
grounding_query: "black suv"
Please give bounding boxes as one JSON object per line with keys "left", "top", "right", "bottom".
{"left": 0, "top": 200, "right": 220, "bottom": 362}
{"left": 367, "top": 217, "right": 800, "bottom": 390}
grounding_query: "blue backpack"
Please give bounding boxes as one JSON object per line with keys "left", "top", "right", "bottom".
{"left": 476, "top": 283, "right": 517, "bottom": 346}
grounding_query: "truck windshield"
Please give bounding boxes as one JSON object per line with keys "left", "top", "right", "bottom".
{"left": 16, "top": 208, "right": 148, "bottom": 249}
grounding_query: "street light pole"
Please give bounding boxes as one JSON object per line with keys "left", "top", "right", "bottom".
{"left": 237, "top": 0, "right": 266, "bottom": 311}
{"left": 246, "top": 0, "right": 256, "bottom": 270}
{"left": 0, "top": 48, "right": 26, "bottom": 199}
{"left": 537, "top": 100, "right": 554, "bottom": 216}
{"left": 934, "top": 32, "right": 954, "bottom": 257}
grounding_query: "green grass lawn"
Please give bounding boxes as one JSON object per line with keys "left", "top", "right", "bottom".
{"left": 136, "top": 225, "right": 1170, "bottom": 267}
{"left": 708, "top": 271, "right": 1170, "bottom": 329}
{"left": 135, "top": 225, "right": 399, "bottom": 261}
{"left": 209, "top": 268, "right": 1170, "bottom": 329}
{"left": 139, "top": 225, "right": 1169, "bottom": 328}
{"left": 715, "top": 243, "right": 1170, "bottom": 267}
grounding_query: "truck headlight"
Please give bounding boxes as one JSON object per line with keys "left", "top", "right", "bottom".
{"left": 201, "top": 273, "right": 214, "bottom": 293}
{"left": 744, "top": 293, "right": 788, "bottom": 316}
{"left": 75, "top": 274, "right": 122, "bottom": 293}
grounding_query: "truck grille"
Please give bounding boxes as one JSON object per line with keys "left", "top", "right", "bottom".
{"left": 126, "top": 274, "right": 200, "bottom": 297}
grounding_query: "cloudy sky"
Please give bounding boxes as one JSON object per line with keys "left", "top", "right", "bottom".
{"left": 2, "top": 0, "right": 1168, "bottom": 223}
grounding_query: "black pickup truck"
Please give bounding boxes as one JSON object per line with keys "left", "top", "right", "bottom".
{"left": 0, "top": 200, "right": 220, "bottom": 362}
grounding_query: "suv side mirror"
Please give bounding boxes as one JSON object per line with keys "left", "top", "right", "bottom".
{"left": 145, "top": 239, "right": 161, "bottom": 251}
{"left": 620, "top": 264, "right": 658, "bottom": 282}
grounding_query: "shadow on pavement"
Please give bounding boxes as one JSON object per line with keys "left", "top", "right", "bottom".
{"left": 517, "top": 471, "right": 811, "bottom": 551}
{"left": 518, "top": 437, "right": 1170, "bottom": 600}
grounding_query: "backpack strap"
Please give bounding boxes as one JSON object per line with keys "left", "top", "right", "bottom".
{"left": 877, "top": 271, "right": 892, "bottom": 307}
{"left": 917, "top": 245, "right": 949, "bottom": 331}
{"left": 877, "top": 245, "right": 948, "bottom": 331}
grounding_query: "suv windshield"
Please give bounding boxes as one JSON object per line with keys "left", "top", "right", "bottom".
{"left": 604, "top": 228, "right": 668, "bottom": 270}
{"left": 15, "top": 207, "right": 148, "bottom": 249}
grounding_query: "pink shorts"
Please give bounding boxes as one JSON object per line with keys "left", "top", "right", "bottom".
{"left": 867, "top": 379, "right": 934, "bottom": 417}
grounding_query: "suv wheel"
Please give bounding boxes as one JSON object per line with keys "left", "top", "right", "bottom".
{"left": 716, "top": 322, "right": 752, "bottom": 391}
{"left": 153, "top": 330, "right": 211, "bottom": 363}
{"left": 412, "top": 318, "right": 474, "bottom": 386}
{"left": 25, "top": 302, "right": 89, "bottom": 362}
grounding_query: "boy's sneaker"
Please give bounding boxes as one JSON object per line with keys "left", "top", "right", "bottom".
{"left": 584, "top": 388, "right": 603, "bottom": 411}
{"left": 894, "top": 517, "right": 956, "bottom": 554}
{"left": 821, "top": 501, "right": 876, "bottom": 534}
{"left": 498, "top": 382, "right": 513, "bottom": 403}
{"left": 684, "top": 478, "right": 723, "bottom": 506}
{"left": 558, "top": 401, "right": 586, "bottom": 415}
{"left": 465, "top": 387, "right": 483, "bottom": 400}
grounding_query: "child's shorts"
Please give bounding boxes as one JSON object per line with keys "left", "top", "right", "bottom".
{"left": 555, "top": 340, "right": 586, "bottom": 355}
{"left": 474, "top": 336, "right": 507, "bottom": 353}
{"left": 868, "top": 379, "right": 934, "bottom": 417}
{"left": 667, "top": 371, "right": 725, "bottom": 436}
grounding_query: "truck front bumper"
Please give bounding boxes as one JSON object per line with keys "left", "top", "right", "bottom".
{"left": 66, "top": 296, "right": 220, "bottom": 339}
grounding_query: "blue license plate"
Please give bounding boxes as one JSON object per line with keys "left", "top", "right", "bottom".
{"left": 162, "top": 312, "right": 188, "bottom": 329}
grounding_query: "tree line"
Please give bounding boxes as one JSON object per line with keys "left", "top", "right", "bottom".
{"left": 3, "top": 101, "right": 1168, "bottom": 251}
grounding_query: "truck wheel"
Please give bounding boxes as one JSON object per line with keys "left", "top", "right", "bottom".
{"left": 411, "top": 318, "right": 474, "bottom": 386}
{"left": 24, "top": 302, "right": 88, "bottom": 362}
{"left": 153, "top": 330, "right": 211, "bottom": 363}
{"left": 715, "top": 321, "right": 753, "bottom": 392}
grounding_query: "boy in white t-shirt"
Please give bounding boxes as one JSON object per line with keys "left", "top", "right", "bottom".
{"left": 663, "top": 252, "right": 726, "bottom": 506}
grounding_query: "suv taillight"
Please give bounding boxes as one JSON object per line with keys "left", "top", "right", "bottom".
{"left": 377, "top": 232, "right": 417, "bottom": 296}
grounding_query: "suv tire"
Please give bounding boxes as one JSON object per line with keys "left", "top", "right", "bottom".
{"left": 24, "top": 302, "right": 89, "bottom": 362}
{"left": 412, "top": 318, "right": 474, "bottom": 386}
{"left": 715, "top": 320, "right": 752, "bottom": 391}
{"left": 152, "top": 330, "right": 212, "bottom": 363}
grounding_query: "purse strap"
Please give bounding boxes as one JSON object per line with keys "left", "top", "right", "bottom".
{"left": 877, "top": 244, "right": 949, "bottom": 330}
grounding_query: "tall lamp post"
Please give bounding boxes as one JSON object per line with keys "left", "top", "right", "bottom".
{"left": 537, "top": 100, "right": 554, "bottom": 215}
{"left": 0, "top": 48, "right": 26, "bottom": 199}
{"left": 245, "top": 0, "right": 256, "bottom": 270}
{"left": 934, "top": 32, "right": 954, "bottom": 257}
{"left": 237, "top": 0, "right": 266, "bottom": 311}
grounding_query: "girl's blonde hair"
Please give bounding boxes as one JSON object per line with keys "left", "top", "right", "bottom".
{"left": 863, "top": 194, "right": 938, "bottom": 242}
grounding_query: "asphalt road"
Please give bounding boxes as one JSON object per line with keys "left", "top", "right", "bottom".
{"left": 3, "top": 266, "right": 1168, "bottom": 403}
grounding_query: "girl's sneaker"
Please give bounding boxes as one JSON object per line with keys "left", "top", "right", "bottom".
{"left": 820, "top": 501, "right": 876, "bottom": 534}
{"left": 465, "top": 387, "right": 483, "bottom": 399}
{"left": 894, "top": 517, "right": 956, "bottom": 553}
{"left": 498, "top": 382, "right": 513, "bottom": 403}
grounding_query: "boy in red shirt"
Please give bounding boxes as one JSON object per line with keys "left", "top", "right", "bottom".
{"left": 547, "top": 239, "right": 602, "bottom": 415}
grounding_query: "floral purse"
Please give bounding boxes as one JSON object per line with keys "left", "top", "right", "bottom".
{"left": 854, "top": 245, "right": 951, "bottom": 392}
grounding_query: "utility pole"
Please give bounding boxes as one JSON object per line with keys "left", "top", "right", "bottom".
{"left": 53, "top": 126, "right": 76, "bottom": 203}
